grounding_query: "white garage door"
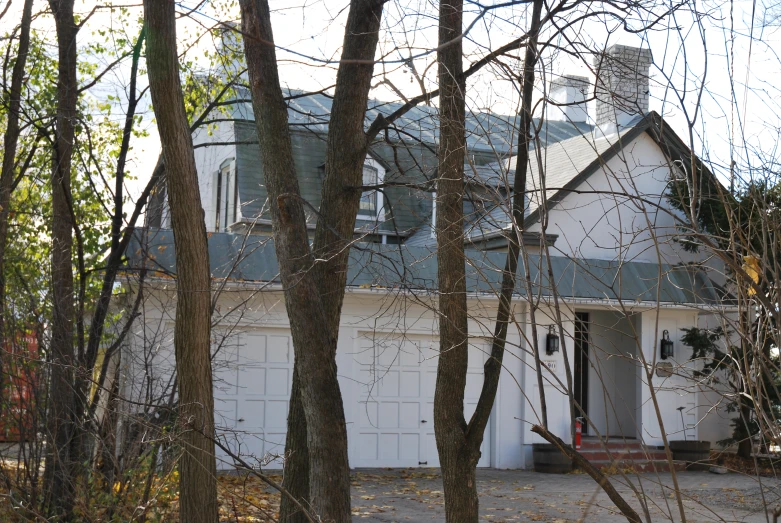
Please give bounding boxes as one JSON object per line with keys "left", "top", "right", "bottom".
{"left": 213, "top": 329, "right": 294, "bottom": 467}
{"left": 213, "top": 329, "right": 491, "bottom": 469}
{"left": 350, "top": 333, "right": 491, "bottom": 468}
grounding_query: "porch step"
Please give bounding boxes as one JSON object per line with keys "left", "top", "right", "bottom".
{"left": 577, "top": 438, "right": 684, "bottom": 472}
{"left": 584, "top": 459, "right": 686, "bottom": 473}
{"left": 579, "top": 438, "right": 645, "bottom": 450}
{"left": 577, "top": 450, "right": 669, "bottom": 461}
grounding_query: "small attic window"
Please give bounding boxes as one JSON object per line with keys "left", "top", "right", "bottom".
{"left": 359, "top": 165, "right": 378, "bottom": 214}
{"left": 357, "top": 158, "right": 384, "bottom": 221}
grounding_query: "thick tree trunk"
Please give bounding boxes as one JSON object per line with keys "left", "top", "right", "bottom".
{"left": 433, "top": 1, "right": 547, "bottom": 521}
{"left": 278, "top": 367, "right": 309, "bottom": 523}
{"left": 240, "top": 1, "right": 387, "bottom": 519}
{"left": 44, "top": 1, "right": 79, "bottom": 518}
{"left": 282, "top": 0, "right": 385, "bottom": 515}
{"left": 433, "top": 1, "right": 479, "bottom": 521}
{"left": 143, "top": 3, "right": 218, "bottom": 522}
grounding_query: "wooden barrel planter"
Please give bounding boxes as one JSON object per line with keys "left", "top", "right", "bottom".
{"left": 670, "top": 440, "right": 711, "bottom": 471}
{"left": 533, "top": 443, "right": 573, "bottom": 473}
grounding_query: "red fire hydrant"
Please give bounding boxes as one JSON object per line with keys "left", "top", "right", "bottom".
{"left": 575, "top": 418, "right": 583, "bottom": 450}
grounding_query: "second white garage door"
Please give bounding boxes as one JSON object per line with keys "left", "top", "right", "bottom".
{"left": 350, "top": 333, "right": 491, "bottom": 468}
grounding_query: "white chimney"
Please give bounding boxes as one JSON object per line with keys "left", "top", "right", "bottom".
{"left": 549, "top": 75, "right": 589, "bottom": 123}
{"left": 593, "top": 45, "right": 652, "bottom": 134}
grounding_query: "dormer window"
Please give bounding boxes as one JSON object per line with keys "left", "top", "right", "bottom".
{"left": 357, "top": 158, "right": 384, "bottom": 221}
{"left": 360, "top": 165, "right": 378, "bottom": 214}
{"left": 214, "top": 158, "right": 238, "bottom": 232}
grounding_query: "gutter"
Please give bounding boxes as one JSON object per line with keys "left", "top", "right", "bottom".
{"left": 128, "top": 275, "right": 738, "bottom": 313}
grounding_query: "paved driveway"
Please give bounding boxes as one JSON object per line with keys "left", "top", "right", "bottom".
{"left": 349, "top": 469, "right": 781, "bottom": 522}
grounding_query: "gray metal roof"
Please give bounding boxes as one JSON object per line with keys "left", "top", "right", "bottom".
{"left": 230, "top": 88, "right": 593, "bottom": 153}
{"left": 126, "top": 229, "right": 727, "bottom": 306}
{"left": 456, "top": 116, "right": 649, "bottom": 243}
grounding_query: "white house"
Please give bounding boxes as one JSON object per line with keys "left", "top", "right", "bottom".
{"left": 122, "top": 44, "right": 734, "bottom": 470}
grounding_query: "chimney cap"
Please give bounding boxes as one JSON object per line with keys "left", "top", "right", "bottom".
{"left": 551, "top": 75, "right": 590, "bottom": 91}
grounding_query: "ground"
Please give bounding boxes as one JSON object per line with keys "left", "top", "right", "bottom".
{"left": 217, "top": 468, "right": 781, "bottom": 522}
{"left": 347, "top": 469, "right": 780, "bottom": 522}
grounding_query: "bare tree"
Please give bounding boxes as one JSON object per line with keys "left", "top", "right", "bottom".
{"left": 143, "top": 2, "right": 218, "bottom": 521}
{"left": 0, "top": 0, "right": 33, "bottom": 412}
{"left": 44, "top": 0, "right": 79, "bottom": 516}
{"left": 239, "top": 1, "right": 385, "bottom": 520}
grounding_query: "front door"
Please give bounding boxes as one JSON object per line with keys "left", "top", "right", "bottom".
{"left": 574, "top": 312, "right": 589, "bottom": 433}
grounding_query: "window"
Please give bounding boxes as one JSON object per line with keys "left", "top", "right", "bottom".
{"left": 214, "top": 159, "right": 238, "bottom": 231}
{"left": 357, "top": 160, "right": 384, "bottom": 221}
{"left": 359, "top": 165, "right": 378, "bottom": 215}
{"left": 430, "top": 191, "right": 437, "bottom": 238}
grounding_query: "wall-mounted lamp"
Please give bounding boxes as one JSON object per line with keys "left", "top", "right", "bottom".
{"left": 660, "top": 330, "right": 674, "bottom": 360}
{"left": 546, "top": 325, "right": 560, "bottom": 355}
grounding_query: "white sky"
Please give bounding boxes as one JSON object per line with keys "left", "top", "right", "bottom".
{"left": 2, "top": 0, "right": 780, "bottom": 207}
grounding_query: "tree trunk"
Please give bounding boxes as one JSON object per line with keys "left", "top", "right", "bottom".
{"left": 44, "top": 1, "right": 78, "bottom": 518}
{"left": 433, "top": 1, "right": 479, "bottom": 521}
{"left": 0, "top": 0, "right": 34, "bottom": 394}
{"left": 464, "top": 0, "right": 546, "bottom": 481}
{"left": 240, "top": 0, "right": 385, "bottom": 519}
{"left": 278, "top": 366, "right": 309, "bottom": 523}
{"left": 282, "top": 0, "right": 385, "bottom": 515}
{"left": 738, "top": 402, "right": 753, "bottom": 458}
{"left": 143, "top": 3, "right": 218, "bottom": 522}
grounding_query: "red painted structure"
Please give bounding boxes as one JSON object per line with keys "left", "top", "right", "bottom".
{"left": 0, "top": 332, "right": 39, "bottom": 441}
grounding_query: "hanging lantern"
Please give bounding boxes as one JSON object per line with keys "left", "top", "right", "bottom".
{"left": 660, "top": 330, "right": 674, "bottom": 360}
{"left": 546, "top": 325, "right": 560, "bottom": 355}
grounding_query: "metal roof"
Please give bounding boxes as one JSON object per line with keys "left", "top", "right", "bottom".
{"left": 230, "top": 88, "right": 593, "bottom": 153}
{"left": 126, "top": 229, "right": 727, "bottom": 306}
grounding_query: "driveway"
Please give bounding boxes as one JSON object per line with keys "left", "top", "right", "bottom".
{"left": 348, "top": 469, "right": 781, "bottom": 522}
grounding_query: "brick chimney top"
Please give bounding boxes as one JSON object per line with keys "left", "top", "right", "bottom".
{"left": 593, "top": 45, "right": 652, "bottom": 133}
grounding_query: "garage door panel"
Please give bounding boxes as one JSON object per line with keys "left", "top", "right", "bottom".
{"left": 400, "top": 434, "right": 421, "bottom": 462}
{"left": 424, "top": 371, "right": 437, "bottom": 399}
{"left": 359, "top": 433, "right": 379, "bottom": 460}
{"left": 378, "top": 344, "right": 399, "bottom": 367}
{"left": 266, "top": 367, "right": 290, "bottom": 395}
{"left": 241, "top": 399, "right": 265, "bottom": 427}
{"left": 359, "top": 401, "right": 378, "bottom": 428}
{"left": 267, "top": 335, "right": 290, "bottom": 363}
{"left": 379, "top": 402, "right": 399, "bottom": 428}
{"left": 399, "top": 343, "right": 421, "bottom": 366}
{"left": 400, "top": 371, "right": 420, "bottom": 397}
{"left": 425, "top": 432, "right": 438, "bottom": 466}
{"left": 378, "top": 371, "right": 400, "bottom": 397}
{"left": 265, "top": 400, "right": 288, "bottom": 428}
{"left": 215, "top": 398, "right": 238, "bottom": 429}
{"left": 241, "top": 333, "right": 267, "bottom": 364}
{"left": 380, "top": 434, "right": 399, "bottom": 460}
{"left": 238, "top": 367, "right": 265, "bottom": 396}
{"left": 400, "top": 402, "right": 420, "bottom": 428}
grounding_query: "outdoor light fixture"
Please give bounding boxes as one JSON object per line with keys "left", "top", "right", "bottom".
{"left": 660, "top": 330, "right": 674, "bottom": 360}
{"left": 546, "top": 326, "right": 560, "bottom": 355}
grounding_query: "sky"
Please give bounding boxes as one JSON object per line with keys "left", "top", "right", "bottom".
{"left": 2, "top": 0, "right": 780, "bottom": 206}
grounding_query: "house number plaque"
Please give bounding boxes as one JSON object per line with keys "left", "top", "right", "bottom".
{"left": 655, "top": 361, "right": 673, "bottom": 377}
